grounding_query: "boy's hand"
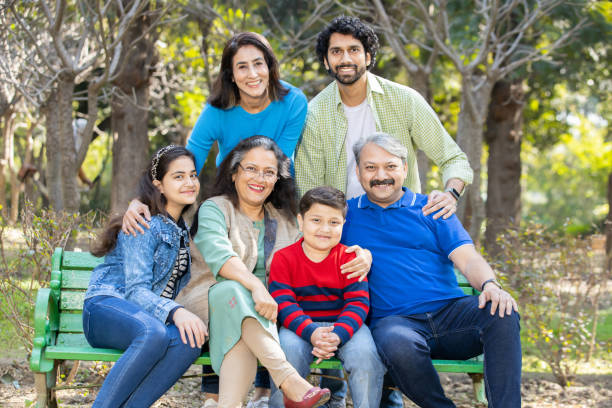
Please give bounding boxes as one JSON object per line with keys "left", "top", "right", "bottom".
{"left": 122, "top": 199, "right": 151, "bottom": 236}
{"left": 340, "top": 245, "right": 371, "bottom": 281}
{"left": 311, "top": 326, "right": 340, "bottom": 364}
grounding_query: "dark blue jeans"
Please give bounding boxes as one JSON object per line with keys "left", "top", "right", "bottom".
{"left": 83, "top": 296, "right": 201, "bottom": 407}
{"left": 371, "top": 296, "right": 521, "bottom": 408}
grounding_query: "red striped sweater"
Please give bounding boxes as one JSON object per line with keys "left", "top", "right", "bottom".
{"left": 269, "top": 239, "right": 370, "bottom": 345}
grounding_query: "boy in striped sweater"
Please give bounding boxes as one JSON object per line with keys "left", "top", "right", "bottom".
{"left": 269, "top": 186, "right": 385, "bottom": 408}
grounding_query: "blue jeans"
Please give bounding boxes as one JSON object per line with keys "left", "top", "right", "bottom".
{"left": 83, "top": 296, "right": 201, "bottom": 407}
{"left": 371, "top": 296, "right": 521, "bottom": 408}
{"left": 270, "top": 324, "right": 385, "bottom": 408}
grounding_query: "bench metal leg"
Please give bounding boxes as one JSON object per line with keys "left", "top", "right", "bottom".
{"left": 34, "top": 362, "right": 58, "bottom": 408}
{"left": 469, "top": 373, "right": 487, "bottom": 405}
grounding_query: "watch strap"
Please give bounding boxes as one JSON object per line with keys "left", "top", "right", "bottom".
{"left": 445, "top": 187, "right": 461, "bottom": 201}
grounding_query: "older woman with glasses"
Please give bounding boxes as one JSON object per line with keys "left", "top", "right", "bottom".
{"left": 181, "top": 136, "right": 335, "bottom": 408}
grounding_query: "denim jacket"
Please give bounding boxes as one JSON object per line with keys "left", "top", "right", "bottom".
{"left": 85, "top": 215, "right": 191, "bottom": 323}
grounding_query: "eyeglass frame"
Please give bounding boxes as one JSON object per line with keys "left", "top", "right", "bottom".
{"left": 237, "top": 162, "right": 279, "bottom": 181}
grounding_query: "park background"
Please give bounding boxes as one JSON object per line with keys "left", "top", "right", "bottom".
{"left": 0, "top": 0, "right": 610, "bottom": 406}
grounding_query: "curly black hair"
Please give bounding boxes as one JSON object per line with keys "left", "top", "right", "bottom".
{"left": 316, "top": 15, "right": 379, "bottom": 70}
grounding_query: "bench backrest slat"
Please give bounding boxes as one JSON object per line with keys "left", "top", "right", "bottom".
{"left": 59, "top": 313, "right": 84, "bottom": 333}
{"left": 61, "top": 270, "right": 92, "bottom": 289}
{"left": 57, "top": 333, "right": 90, "bottom": 347}
{"left": 60, "top": 291, "right": 86, "bottom": 311}
{"left": 61, "top": 251, "right": 103, "bottom": 270}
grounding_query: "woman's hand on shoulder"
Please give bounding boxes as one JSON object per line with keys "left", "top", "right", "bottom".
{"left": 173, "top": 307, "right": 208, "bottom": 348}
{"left": 251, "top": 284, "right": 278, "bottom": 323}
{"left": 340, "top": 245, "right": 372, "bottom": 281}
{"left": 122, "top": 199, "right": 151, "bottom": 236}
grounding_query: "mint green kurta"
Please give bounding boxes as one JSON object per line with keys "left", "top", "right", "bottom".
{"left": 195, "top": 201, "right": 278, "bottom": 374}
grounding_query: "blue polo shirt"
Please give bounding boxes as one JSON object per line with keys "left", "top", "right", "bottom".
{"left": 341, "top": 188, "right": 472, "bottom": 325}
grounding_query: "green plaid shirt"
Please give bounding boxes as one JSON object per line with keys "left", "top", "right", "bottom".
{"left": 295, "top": 72, "right": 473, "bottom": 197}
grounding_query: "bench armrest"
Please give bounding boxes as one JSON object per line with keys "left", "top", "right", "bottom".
{"left": 30, "top": 288, "right": 60, "bottom": 373}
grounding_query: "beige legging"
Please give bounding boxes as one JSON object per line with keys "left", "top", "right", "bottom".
{"left": 218, "top": 317, "right": 297, "bottom": 408}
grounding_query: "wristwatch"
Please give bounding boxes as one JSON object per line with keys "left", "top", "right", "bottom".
{"left": 481, "top": 278, "right": 502, "bottom": 291}
{"left": 444, "top": 187, "right": 461, "bottom": 201}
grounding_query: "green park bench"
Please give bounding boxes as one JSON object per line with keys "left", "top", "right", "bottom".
{"left": 30, "top": 248, "right": 486, "bottom": 407}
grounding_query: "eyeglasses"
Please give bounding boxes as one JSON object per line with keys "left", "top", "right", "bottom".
{"left": 238, "top": 163, "right": 278, "bottom": 181}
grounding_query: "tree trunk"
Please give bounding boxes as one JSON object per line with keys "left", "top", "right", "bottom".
{"left": 0, "top": 110, "right": 13, "bottom": 218}
{"left": 455, "top": 75, "right": 494, "bottom": 243}
{"left": 110, "top": 2, "right": 157, "bottom": 214}
{"left": 45, "top": 89, "right": 63, "bottom": 211}
{"left": 606, "top": 172, "right": 612, "bottom": 271}
{"left": 484, "top": 79, "right": 525, "bottom": 256}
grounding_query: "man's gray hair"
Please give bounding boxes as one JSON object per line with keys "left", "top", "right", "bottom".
{"left": 353, "top": 132, "right": 408, "bottom": 166}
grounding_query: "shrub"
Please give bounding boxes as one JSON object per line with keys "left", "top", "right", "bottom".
{"left": 0, "top": 202, "right": 85, "bottom": 352}
{"left": 493, "top": 222, "right": 610, "bottom": 386}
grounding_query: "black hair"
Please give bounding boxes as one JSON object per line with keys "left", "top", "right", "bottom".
{"left": 92, "top": 146, "right": 196, "bottom": 257}
{"left": 316, "top": 15, "right": 379, "bottom": 70}
{"left": 191, "top": 136, "right": 297, "bottom": 236}
{"left": 299, "top": 186, "right": 347, "bottom": 218}
{"left": 209, "top": 32, "right": 289, "bottom": 109}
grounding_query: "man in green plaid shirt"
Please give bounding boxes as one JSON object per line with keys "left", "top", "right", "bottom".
{"left": 295, "top": 16, "right": 473, "bottom": 221}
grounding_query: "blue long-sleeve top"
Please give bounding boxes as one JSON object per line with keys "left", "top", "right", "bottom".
{"left": 186, "top": 81, "right": 307, "bottom": 173}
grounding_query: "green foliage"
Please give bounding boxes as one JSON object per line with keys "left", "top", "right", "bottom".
{"left": 0, "top": 202, "right": 84, "bottom": 353}
{"left": 493, "top": 223, "right": 610, "bottom": 386}
{"left": 523, "top": 117, "right": 611, "bottom": 232}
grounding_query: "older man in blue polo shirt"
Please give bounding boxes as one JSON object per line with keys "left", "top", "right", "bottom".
{"left": 340, "top": 132, "right": 521, "bottom": 408}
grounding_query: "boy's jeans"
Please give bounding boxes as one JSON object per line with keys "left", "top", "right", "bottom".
{"left": 269, "top": 323, "right": 385, "bottom": 408}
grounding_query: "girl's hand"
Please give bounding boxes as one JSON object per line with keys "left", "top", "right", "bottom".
{"left": 251, "top": 285, "right": 278, "bottom": 323}
{"left": 173, "top": 308, "right": 208, "bottom": 348}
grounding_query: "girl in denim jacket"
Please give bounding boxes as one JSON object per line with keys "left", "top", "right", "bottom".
{"left": 83, "top": 146, "right": 207, "bottom": 407}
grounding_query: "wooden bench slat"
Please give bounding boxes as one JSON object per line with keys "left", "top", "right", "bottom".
{"left": 61, "top": 252, "right": 103, "bottom": 270}
{"left": 59, "top": 313, "right": 84, "bottom": 333}
{"left": 57, "top": 333, "right": 90, "bottom": 347}
{"left": 61, "top": 270, "right": 92, "bottom": 289}
{"left": 432, "top": 359, "right": 484, "bottom": 373}
{"left": 60, "top": 291, "right": 85, "bottom": 311}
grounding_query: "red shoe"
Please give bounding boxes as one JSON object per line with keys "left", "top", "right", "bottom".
{"left": 283, "top": 386, "right": 331, "bottom": 408}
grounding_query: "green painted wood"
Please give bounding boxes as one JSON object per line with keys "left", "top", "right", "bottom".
{"left": 56, "top": 333, "right": 89, "bottom": 348}
{"left": 46, "top": 346, "right": 123, "bottom": 362}
{"left": 59, "top": 313, "right": 83, "bottom": 333}
{"left": 61, "top": 270, "right": 91, "bottom": 289}
{"left": 61, "top": 251, "right": 103, "bottom": 270}
{"left": 60, "top": 291, "right": 85, "bottom": 311}
{"left": 432, "top": 359, "right": 484, "bottom": 373}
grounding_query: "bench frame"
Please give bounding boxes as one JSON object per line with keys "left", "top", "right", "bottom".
{"left": 30, "top": 248, "right": 486, "bottom": 407}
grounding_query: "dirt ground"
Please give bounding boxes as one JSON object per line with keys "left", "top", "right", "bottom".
{"left": 1, "top": 358, "right": 611, "bottom": 408}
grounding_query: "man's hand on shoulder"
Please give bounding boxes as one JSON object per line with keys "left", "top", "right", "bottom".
{"left": 422, "top": 190, "right": 457, "bottom": 220}
{"left": 122, "top": 199, "right": 151, "bottom": 236}
{"left": 478, "top": 283, "right": 519, "bottom": 317}
{"left": 340, "top": 245, "right": 371, "bottom": 281}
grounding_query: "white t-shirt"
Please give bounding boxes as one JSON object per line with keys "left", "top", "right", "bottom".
{"left": 343, "top": 100, "right": 376, "bottom": 199}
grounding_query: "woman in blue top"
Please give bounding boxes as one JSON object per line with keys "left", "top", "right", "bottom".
{"left": 187, "top": 31, "right": 307, "bottom": 173}
{"left": 84, "top": 146, "right": 207, "bottom": 407}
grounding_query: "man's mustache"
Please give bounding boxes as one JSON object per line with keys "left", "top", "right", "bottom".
{"left": 335, "top": 64, "right": 358, "bottom": 71}
{"left": 370, "top": 179, "right": 394, "bottom": 187}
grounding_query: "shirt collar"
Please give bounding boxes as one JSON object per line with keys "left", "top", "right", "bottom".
{"left": 334, "top": 71, "right": 385, "bottom": 110}
{"left": 357, "top": 187, "right": 415, "bottom": 210}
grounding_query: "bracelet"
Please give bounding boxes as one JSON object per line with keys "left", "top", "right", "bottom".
{"left": 481, "top": 278, "right": 502, "bottom": 291}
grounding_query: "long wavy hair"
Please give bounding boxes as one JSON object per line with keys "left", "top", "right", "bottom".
{"left": 91, "top": 146, "right": 196, "bottom": 257}
{"left": 208, "top": 32, "right": 289, "bottom": 109}
{"left": 191, "top": 136, "right": 297, "bottom": 236}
